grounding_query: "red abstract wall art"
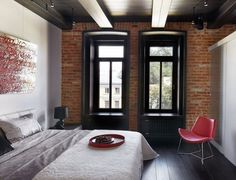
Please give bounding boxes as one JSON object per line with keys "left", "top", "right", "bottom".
{"left": 0, "top": 32, "right": 37, "bottom": 94}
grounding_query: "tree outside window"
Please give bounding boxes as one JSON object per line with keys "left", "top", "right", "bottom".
{"left": 148, "top": 46, "right": 174, "bottom": 111}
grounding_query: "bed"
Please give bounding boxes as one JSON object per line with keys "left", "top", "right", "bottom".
{"left": 0, "top": 110, "right": 158, "bottom": 180}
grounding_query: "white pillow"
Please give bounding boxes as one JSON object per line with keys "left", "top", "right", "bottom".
{"left": 0, "top": 115, "right": 42, "bottom": 142}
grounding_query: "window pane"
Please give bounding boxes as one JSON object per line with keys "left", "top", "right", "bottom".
{"left": 149, "top": 62, "right": 160, "bottom": 109}
{"left": 112, "top": 62, "right": 122, "bottom": 109}
{"left": 150, "top": 46, "right": 173, "bottom": 56}
{"left": 99, "top": 46, "right": 124, "bottom": 58}
{"left": 161, "top": 62, "right": 173, "bottom": 109}
{"left": 99, "top": 62, "right": 110, "bottom": 108}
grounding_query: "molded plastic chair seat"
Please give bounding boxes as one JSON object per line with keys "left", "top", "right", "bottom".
{"left": 178, "top": 128, "right": 211, "bottom": 143}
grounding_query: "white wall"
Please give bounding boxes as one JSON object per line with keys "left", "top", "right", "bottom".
{"left": 223, "top": 38, "right": 236, "bottom": 166}
{"left": 209, "top": 31, "right": 236, "bottom": 166}
{"left": 0, "top": 0, "right": 62, "bottom": 129}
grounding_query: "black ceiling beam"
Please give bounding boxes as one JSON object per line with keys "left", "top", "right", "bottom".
{"left": 207, "top": 0, "right": 236, "bottom": 29}
{"left": 112, "top": 16, "right": 197, "bottom": 23}
{"left": 15, "top": 0, "right": 72, "bottom": 30}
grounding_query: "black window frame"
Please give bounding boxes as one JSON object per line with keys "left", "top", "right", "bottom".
{"left": 139, "top": 31, "right": 186, "bottom": 115}
{"left": 145, "top": 40, "right": 178, "bottom": 113}
{"left": 82, "top": 31, "right": 129, "bottom": 130}
{"left": 93, "top": 41, "right": 125, "bottom": 113}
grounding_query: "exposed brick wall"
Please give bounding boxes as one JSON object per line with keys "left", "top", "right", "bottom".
{"left": 62, "top": 22, "right": 236, "bottom": 129}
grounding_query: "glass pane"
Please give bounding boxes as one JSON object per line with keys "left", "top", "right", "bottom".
{"left": 150, "top": 46, "right": 173, "bottom": 56}
{"left": 99, "top": 46, "right": 124, "bottom": 58}
{"left": 112, "top": 62, "right": 122, "bottom": 109}
{"left": 99, "top": 62, "right": 110, "bottom": 108}
{"left": 161, "top": 62, "right": 173, "bottom": 109}
{"left": 149, "top": 62, "right": 160, "bottom": 109}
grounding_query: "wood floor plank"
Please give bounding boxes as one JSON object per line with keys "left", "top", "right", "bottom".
{"left": 155, "top": 148, "right": 170, "bottom": 180}
{"left": 142, "top": 144, "right": 236, "bottom": 180}
{"left": 165, "top": 145, "right": 197, "bottom": 180}
{"left": 203, "top": 148, "right": 236, "bottom": 180}
{"left": 142, "top": 160, "right": 157, "bottom": 180}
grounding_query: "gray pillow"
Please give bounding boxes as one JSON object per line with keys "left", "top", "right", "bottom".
{"left": 0, "top": 127, "right": 14, "bottom": 156}
{"left": 0, "top": 115, "right": 42, "bottom": 143}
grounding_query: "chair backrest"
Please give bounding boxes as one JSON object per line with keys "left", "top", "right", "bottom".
{"left": 191, "top": 116, "right": 216, "bottom": 139}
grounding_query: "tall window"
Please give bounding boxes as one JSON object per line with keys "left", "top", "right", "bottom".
{"left": 145, "top": 41, "right": 177, "bottom": 113}
{"left": 94, "top": 43, "right": 125, "bottom": 112}
{"left": 82, "top": 31, "right": 129, "bottom": 130}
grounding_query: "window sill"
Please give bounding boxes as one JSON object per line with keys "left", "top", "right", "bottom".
{"left": 89, "top": 112, "right": 124, "bottom": 116}
{"left": 143, "top": 113, "right": 183, "bottom": 117}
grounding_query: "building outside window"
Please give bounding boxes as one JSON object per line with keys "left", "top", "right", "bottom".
{"left": 104, "top": 101, "right": 109, "bottom": 108}
{"left": 115, "top": 101, "right": 119, "bottom": 108}
{"left": 115, "top": 87, "right": 120, "bottom": 94}
{"left": 105, "top": 88, "right": 109, "bottom": 94}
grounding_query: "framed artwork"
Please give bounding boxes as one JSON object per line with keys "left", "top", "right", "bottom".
{"left": 0, "top": 32, "right": 37, "bottom": 94}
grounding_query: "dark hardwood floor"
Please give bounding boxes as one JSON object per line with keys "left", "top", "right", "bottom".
{"left": 142, "top": 143, "right": 236, "bottom": 180}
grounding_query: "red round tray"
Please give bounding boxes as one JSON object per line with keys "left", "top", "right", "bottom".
{"left": 89, "top": 134, "right": 125, "bottom": 148}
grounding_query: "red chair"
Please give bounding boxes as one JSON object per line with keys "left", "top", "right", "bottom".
{"left": 177, "top": 116, "right": 216, "bottom": 164}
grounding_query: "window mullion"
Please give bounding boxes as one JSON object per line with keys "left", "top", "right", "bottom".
{"left": 109, "top": 61, "right": 112, "bottom": 109}
{"left": 172, "top": 60, "right": 177, "bottom": 111}
{"left": 159, "top": 62, "right": 162, "bottom": 110}
{"left": 147, "top": 60, "right": 150, "bottom": 111}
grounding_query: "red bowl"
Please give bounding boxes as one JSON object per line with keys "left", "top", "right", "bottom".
{"left": 88, "top": 134, "right": 125, "bottom": 148}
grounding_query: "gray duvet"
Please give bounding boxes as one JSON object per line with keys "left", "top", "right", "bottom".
{"left": 0, "top": 129, "right": 90, "bottom": 180}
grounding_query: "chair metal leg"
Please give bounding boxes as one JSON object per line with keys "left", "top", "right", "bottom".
{"left": 177, "top": 140, "right": 214, "bottom": 165}
{"left": 207, "top": 142, "right": 214, "bottom": 156}
{"left": 201, "top": 142, "right": 204, "bottom": 165}
{"left": 199, "top": 142, "right": 214, "bottom": 164}
{"left": 177, "top": 138, "right": 182, "bottom": 153}
{"left": 177, "top": 138, "right": 201, "bottom": 155}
